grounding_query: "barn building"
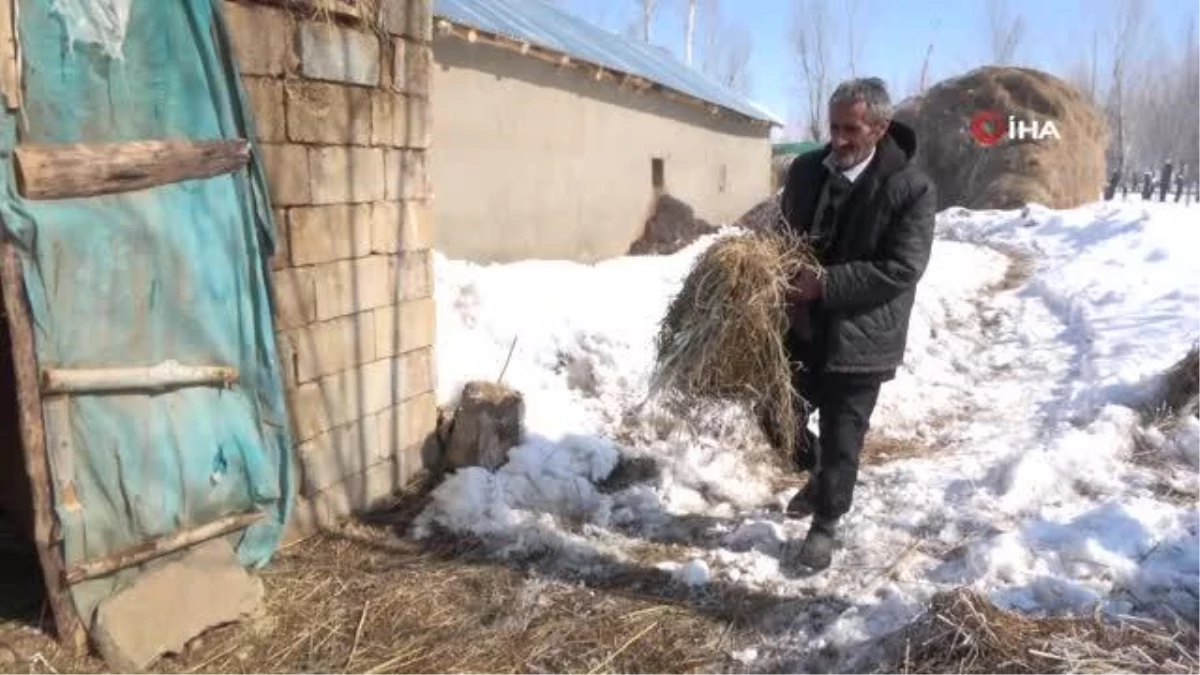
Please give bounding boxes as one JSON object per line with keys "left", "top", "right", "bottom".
{"left": 430, "top": 0, "right": 781, "bottom": 262}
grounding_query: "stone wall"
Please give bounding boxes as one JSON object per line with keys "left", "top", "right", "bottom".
{"left": 222, "top": 0, "right": 437, "bottom": 537}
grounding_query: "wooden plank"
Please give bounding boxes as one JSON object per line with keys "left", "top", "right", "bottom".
{"left": 0, "top": 0, "right": 20, "bottom": 110}
{"left": 42, "top": 361, "right": 239, "bottom": 395}
{"left": 14, "top": 138, "right": 251, "bottom": 201}
{"left": 63, "top": 511, "right": 267, "bottom": 586}
{"left": 0, "top": 241, "right": 88, "bottom": 653}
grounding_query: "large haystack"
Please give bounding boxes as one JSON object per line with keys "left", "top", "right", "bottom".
{"left": 895, "top": 66, "right": 1109, "bottom": 210}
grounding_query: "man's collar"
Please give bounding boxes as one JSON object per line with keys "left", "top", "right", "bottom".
{"left": 823, "top": 146, "right": 876, "bottom": 183}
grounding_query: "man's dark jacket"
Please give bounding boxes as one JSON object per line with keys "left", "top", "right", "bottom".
{"left": 779, "top": 120, "right": 937, "bottom": 374}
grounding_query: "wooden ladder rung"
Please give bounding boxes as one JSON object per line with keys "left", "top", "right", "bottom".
{"left": 62, "top": 511, "right": 268, "bottom": 586}
{"left": 41, "top": 360, "right": 239, "bottom": 395}
{"left": 15, "top": 138, "right": 250, "bottom": 200}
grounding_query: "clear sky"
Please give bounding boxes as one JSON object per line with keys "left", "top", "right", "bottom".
{"left": 556, "top": 0, "right": 1199, "bottom": 137}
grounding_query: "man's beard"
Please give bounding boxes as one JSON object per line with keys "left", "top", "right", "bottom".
{"left": 832, "top": 148, "right": 868, "bottom": 169}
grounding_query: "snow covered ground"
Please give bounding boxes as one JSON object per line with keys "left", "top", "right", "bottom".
{"left": 414, "top": 199, "right": 1199, "bottom": 671}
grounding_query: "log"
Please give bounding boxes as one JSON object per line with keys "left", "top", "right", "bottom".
{"left": 42, "top": 360, "right": 239, "bottom": 395}
{"left": 63, "top": 511, "right": 267, "bottom": 586}
{"left": 14, "top": 138, "right": 250, "bottom": 201}
{"left": 0, "top": 242, "right": 88, "bottom": 653}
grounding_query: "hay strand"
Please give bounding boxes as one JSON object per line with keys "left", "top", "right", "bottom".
{"left": 649, "top": 230, "right": 821, "bottom": 459}
{"left": 882, "top": 588, "right": 1199, "bottom": 674}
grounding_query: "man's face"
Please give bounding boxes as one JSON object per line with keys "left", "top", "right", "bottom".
{"left": 828, "top": 100, "right": 887, "bottom": 169}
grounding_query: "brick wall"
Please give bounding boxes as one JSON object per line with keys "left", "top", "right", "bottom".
{"left": 223, "top": 0, "right": 437, "bottom": 537}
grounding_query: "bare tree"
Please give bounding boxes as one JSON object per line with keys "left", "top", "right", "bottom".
{"left": 917, "top": 41, "right": 935, "bottom": 94}
{"left": 685, "top": 0, "right": 698, "bottom": 65}
{"left": 698, "top": 0, "right": 753, "bottom": 94}
{"left": 641, "top": 0, "right": 659, "bottom": 43}
{"left": 1104, "top": 0, "right": 1149, "bottom": 172}
{"left": 986, "top": 0, "right": 1026, "bottom": 64}
{"left": 789, "top": 0, "right": 836, "bottom": 141}
{"left": 845, "top": 0, "right": 863, "bottom": 77}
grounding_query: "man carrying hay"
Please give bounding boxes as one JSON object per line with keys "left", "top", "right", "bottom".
{"left": 775, "top": 78, "right": 937, "bottom": 571}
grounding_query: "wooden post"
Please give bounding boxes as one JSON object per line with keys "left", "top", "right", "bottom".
{"left": 0, "top": 0, "right": 20, "bottom": 110}
{"left": 62, "top": 511, "right": 267, "bottom": 586}
{"left": 0, "top": 241, "right": 88, "bottom": 653}
{"left": 14, "top": 138, "right": 250, "bottom": 201}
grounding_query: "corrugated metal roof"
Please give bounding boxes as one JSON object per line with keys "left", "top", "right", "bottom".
{"left": 432, "top": 0, "right": 781, "bottom": 125}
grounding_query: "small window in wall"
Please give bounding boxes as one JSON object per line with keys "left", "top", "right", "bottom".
{"left": 718, "top": 164, "right": 728, "bottom": 193}
{"left": 651, "top": 157, "right": 665, "bottom": 193}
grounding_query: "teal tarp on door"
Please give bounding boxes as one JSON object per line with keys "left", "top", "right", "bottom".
{"left": 0, "top": 0, "right": 293, "bottom": 622}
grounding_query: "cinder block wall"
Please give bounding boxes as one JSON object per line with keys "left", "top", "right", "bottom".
{"left": 222, "top": 0, "right": 437, "bottom": 537}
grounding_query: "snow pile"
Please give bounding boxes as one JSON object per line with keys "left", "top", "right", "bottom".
{"left": 939, "top": 201, "right": 1200, "bottom": 421}
{"left": 417, "top": 200, "right": 1199, "bottom": 670}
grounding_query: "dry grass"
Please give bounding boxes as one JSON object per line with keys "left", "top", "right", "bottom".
{"left": 881, "top": 588, "right": 1199, "bottom": 674}
{"left": 1158, "top": 346, "right": 1199, "bottom": 420}
{"left": 2, "top": 474, "right": 740, "bottom": 674}
{"left": 1128, "top": 346, "right": 1200, "bottom": 505}
{"left": 650, "top": 231, "right": 821, "bottom": 462}
{"left": 0, "top": 524, "right": 735, "bottom": 674}
{"left": 861, "top": 434, "right": 937, "bottom": 466}
{"left": 166, "top": 528, "right": 730, "bottom": 674}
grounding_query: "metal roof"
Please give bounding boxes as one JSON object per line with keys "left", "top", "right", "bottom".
{"left": 432, "top": 0, "right": 781, "bottom": 125}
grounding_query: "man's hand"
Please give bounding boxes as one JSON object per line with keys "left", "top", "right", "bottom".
{"left": 789, "top": 268, "right": 824, "bottom": 302}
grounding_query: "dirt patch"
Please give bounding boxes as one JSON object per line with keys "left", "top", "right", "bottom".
{"left": 598, "top": 454, "right": 663, "bottom": 494}
{"left": 873, "top": 588, "right": 1198, "bottom": 674}
{"left": 982, "top": 241, "right": 1037, "bottom": 292}
{"left": 861, "top": 434, "right": 940, "bottom": 466}
{"left": 628, "top": 194, "right": 718, "bottom": 256}
{"left": 894, "top": 66, "right": 1109, "bottom": 210}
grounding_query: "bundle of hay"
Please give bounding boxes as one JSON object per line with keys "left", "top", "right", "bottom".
{"left": 649, "top": 230, "right": 820, "bottom": 458}
{"left": 894, "top": 66, "right": 1110, "bottom": 210}
{"left": 875, "top": 588, "right": 1198, "bottom": 674}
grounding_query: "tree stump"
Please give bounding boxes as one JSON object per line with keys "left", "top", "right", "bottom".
{"left": 441, "top": 381, "right": 524, "bottom": 472}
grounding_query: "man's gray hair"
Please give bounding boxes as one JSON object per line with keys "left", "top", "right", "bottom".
{"left": 830, "top": 77, "right": 892, "bottom": 124}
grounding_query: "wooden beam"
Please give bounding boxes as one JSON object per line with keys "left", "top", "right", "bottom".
{"left": 14, "top": 138, "right": 250, "bottom": 201}
{"left": 62, "top": 511, "right": 267, "bottom": 586}
{"left": 41, "top": 361, "right": 239, "bottom": 395}
{"left": 0, "top": 0, "right": 20, "bottom": 110}
{"left": 440, "top": 20, "right": 768, "bottom": 125}
{"left": 0, "top": 242, "right": 88, "bottom": 653}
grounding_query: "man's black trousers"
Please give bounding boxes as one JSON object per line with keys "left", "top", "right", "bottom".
{"left": 759, "top": 324, "right": 889, "bottom": 522}
{"left": 791, "top": 366, "right": 885, "bottom": 520}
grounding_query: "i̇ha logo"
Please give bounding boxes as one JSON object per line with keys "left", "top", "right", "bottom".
{"left": 968, "top": 110, "right": 1061, "bottom": 146}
